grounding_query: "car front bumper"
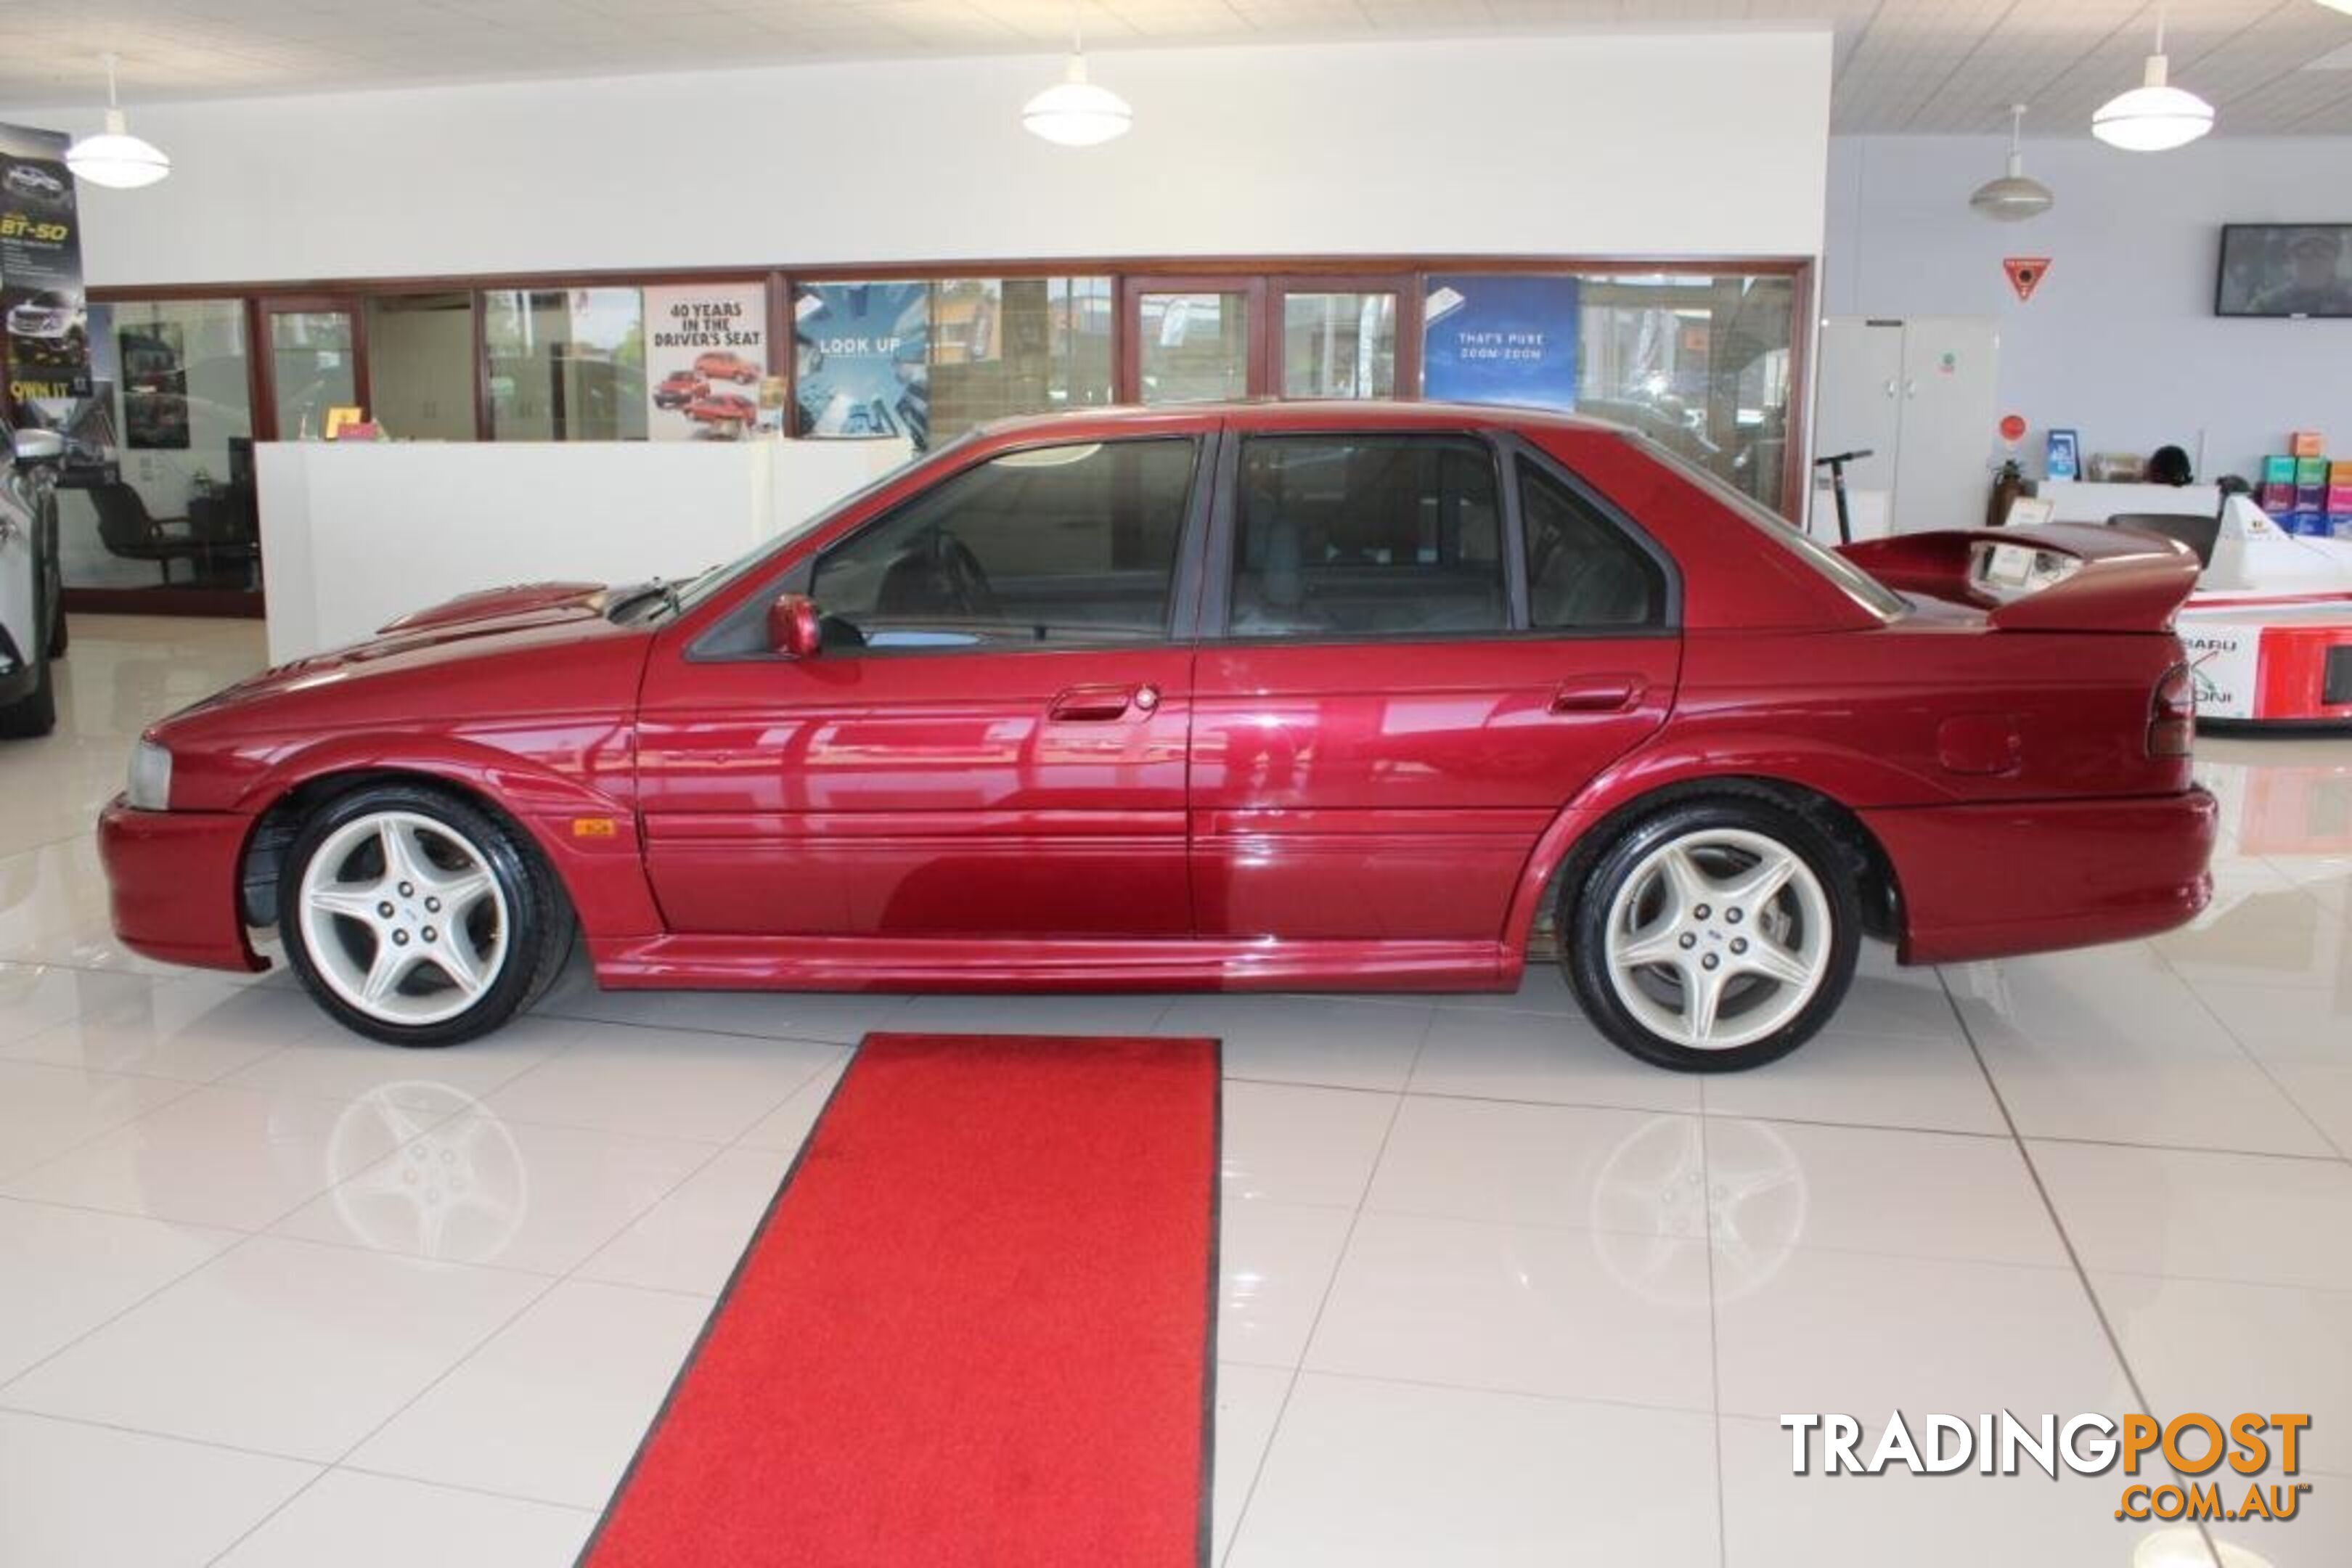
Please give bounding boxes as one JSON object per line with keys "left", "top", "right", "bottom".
{"left": 1867, "top": 787, "right": 2218, "bottom": 965}
{"left": 97, "top": 796, "right": 266, "bottom": 973}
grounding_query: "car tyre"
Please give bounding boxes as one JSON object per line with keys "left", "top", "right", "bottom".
{"left": 279, "top": 783, "right": 573, "bottom": 1047}
{"left": 0, "top": 647, "right": 55, "bottom": 738}
{"left": 1563, "top": 797, "right": 1859, "bottom": 1073}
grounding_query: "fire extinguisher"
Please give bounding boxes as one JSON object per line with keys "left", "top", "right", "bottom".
{"left": 1988, "top": 459, "right": 2024, "bottom": 528}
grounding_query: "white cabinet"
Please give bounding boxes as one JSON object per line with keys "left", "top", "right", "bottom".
{"left": 1813, "top": 317, "right": 1998, "bottom": 539}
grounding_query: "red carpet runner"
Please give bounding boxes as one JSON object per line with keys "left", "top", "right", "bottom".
{"left": 581, "top": 1032, "right": 1221, "bottom": 1568}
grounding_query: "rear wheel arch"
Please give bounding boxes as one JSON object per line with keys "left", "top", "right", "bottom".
{"left": 1519, "top": 774, "right": 1903, "bottom": 957}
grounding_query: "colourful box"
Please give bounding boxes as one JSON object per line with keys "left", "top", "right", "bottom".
{"left": 2290, "top": 431, "right": 2327, "bottom": 457}
{"left": 2330, "top": 484, "right": 2352, "bottom": 513}
{"left": 2287, "top": 512, "right": 2330, "bottom": 536}
{"left": 2264, "top": 455, "right": 2299, "bottom": 485}
{"left": 2261, "top": 482, "right": 2299, "bottom": 512}
{"left": 2296, "top": 457, "right": 2329, "bottom": 486}
{"left": 2333, "top": 460, "right": 2352, "bottom": 484}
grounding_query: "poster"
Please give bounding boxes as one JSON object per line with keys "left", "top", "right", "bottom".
{"left": 793, "top": 282, "right": 930, "bottom": 447}
{"left": 642, "top": 282, "right": 778, "bottom": 441}
{"left": 1421, "top": 274, "right": 1580, "bottom": 412}
{"left": 0, "top": 121, "right": 88, "bottom": 417}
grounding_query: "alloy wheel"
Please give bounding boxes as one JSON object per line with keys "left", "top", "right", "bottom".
{"left": 1600, "top": 826, "right": 1833, "bottom": 1050}
{"left": 297, "top": 809, "right": 510, "bottom": 1026}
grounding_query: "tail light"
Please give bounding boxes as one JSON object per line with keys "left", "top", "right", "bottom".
{"left": 2149, "top": 663, "right": 2194, "bottom": 757}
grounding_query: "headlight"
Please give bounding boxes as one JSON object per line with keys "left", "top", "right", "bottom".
{"left": 126, "top": 740, "right": 173, "bottom": 811}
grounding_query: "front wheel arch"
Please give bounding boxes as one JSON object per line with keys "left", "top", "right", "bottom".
{"left": 240, "top": 767, "right": 573, "bottom": 934}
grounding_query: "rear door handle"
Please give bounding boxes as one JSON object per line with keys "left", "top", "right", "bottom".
{"left": 1550, "top": 677, "right": 1643, "bottom": 715}
{"left": 1049, "top": 683, "right": 1156, "bottom": 722}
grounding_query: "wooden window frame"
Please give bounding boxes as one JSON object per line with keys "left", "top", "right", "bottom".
{"left": 85, "top": 253, "right": 1815, "bottom": 523}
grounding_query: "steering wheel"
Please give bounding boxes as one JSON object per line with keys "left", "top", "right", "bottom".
{"left": 934, "top": 531, "right": 1002, "bottom": 620}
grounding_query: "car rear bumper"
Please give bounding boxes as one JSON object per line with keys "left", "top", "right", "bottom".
{"left": 1867, "top": 787, "right": 2217, "bottom": 965}
{"left": 97, "top": 796, "right": 265, "bottom": 973}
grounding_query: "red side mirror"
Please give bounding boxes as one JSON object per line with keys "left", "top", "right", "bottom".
{"left": 767, "top": 593, "right": 822, "bottom": 659}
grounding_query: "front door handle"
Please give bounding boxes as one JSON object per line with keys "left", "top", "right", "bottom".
{"left": 1049, "top": 683, "right": 1156, "bottom": 722}
{"left": 1551, "top": 677, "right": 1643, "bottom": 715}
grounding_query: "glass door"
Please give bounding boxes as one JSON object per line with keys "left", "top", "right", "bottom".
{"left": 1118, "top": 276, "right": 1268, "bottom": 404}
{"left": 257, "top": 295, "right": 366, "bottom": 441}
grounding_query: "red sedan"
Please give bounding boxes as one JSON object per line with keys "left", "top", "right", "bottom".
{"left": 98, "top": 404, "right": 2215, "bottom": 1070}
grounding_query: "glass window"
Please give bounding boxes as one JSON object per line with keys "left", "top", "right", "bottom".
{"left": 365, "top": 293, "right": 477, "bottom": 441}
{"left": 484, "top": 287, "right": 645, "bottom": 441}
{"left": 55, "top": 298, "right": 261, "bottom": 597}
{"left": 266, "top": 309, "right": 357, "bottom": 442}
{"left": 926, "top": 277, "right": 1113, "bottom": 442}
{"left": 809, "top": 438, "right": 1195, "bottom": 653}
{"left": 1518, "top": 459, "right": 1665, "bottom": 629}
{"left": 1233, "top": 435, "right": 1503, "bottom": 639}
{"left": 1282, "top": 292, "right": 1395, "bottom": 399}
{"left": 1420, "top": 271, "right": 1797, "bottom": 513}
{"left": 1138, "top": 292, "right": 1250, "bottom": 404}
{"left": 1576, "top": 273, "right": 1795, "bottom": 513}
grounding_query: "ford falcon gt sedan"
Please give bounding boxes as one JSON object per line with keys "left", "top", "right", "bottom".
{"left": 98, "top": 402, "right": 2216, "bottom": 1071}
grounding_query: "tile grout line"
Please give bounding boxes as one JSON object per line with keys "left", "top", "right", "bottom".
{"left": 1214, "top": 1007, "right": 1431, "bottom": 1566}
{"left": 2144, "top": 939, "right": 2350, "bottom": 1163}
{"left": 1696, "top": 1108, "right": 1729, "bottom": 1568}
{"left": 1932, "top": 965, "right": 2225, "bottom": 1568}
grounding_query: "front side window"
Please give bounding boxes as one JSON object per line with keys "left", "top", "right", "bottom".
{"left": 1519, "top": 459, "right": 1667, "bottom": 629}
{"left": 807, "top": 437, "right": 1194, "bottom": 653}
{"left": 1231, "top": 435, "right": 1503, "bottom": 638}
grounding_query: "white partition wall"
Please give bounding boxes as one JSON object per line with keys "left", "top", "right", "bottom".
{"left": 257, "top": 438, "right": 910, "bottom": 663}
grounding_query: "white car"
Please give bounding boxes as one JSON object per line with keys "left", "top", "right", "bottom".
{"left": 0, "top": 426, "right": 67, "bottom": 738}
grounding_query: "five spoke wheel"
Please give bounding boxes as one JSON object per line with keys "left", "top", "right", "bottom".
{"left": 297, "top": 809, "right": 510, "bottom": 1028}
{"left": 1602, "top": 827, "right": 1832, "bottom": 1050}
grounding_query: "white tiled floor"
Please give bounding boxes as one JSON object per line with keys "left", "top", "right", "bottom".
{"left": 2, "top": 616, "right": 2348, "bottom": 1566}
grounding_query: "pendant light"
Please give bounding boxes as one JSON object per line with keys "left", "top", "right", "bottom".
{"left": 2091, "top": 3, "right": 2214, "bottom": 152}
{"left": 1969, "top": 104, "right": 2054, "bottom": 221}
{"left": 1022, "top": 3, "right": 1132, "bottom": 147}
{"left": 67, "top": 54, "right": 171, "bottom": 189}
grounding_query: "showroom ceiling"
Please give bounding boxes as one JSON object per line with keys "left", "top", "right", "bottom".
{"left": 1, "top": 0, "right": 2347, "bottom": 134}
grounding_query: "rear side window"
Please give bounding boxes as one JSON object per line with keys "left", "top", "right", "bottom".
{"left": 809, "top": 437, "right": 1195, "bottom": 652}
{"left": 1232, "top": 435, "right": 1504, "bottom": 638}
{"left": 1519, "top": 459, "right": 1667, "bottom": 629}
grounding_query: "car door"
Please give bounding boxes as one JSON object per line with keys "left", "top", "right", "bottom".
{"left": 1189, "top": 423, "right": 1681, "bottom": 944}
{"left": 635, "top": 430, "right": 1212, "bottom": 939}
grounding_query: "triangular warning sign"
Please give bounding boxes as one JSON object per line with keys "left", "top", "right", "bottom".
{"left": 2004, "top": 257, "right": 2050, "bottom": 302}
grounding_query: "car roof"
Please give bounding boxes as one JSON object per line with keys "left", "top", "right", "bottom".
{"left": 966, "top": 399, "right": 1637, "bottom": 444}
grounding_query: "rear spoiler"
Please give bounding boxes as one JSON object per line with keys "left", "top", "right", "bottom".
{"left": 1839, "top": 523, "right": 2200, "bottom": 632}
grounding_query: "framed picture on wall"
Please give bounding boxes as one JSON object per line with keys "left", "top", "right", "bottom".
{"left": 2045, "top": 428, "right": 2081, "bottom": 482}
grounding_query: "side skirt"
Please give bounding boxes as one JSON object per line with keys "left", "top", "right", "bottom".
{"left": 587, "top": 933, "right": 1520, "bottom": 994}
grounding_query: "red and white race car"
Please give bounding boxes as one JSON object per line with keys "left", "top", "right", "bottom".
{"left": 2168, "top": 499, "right": 2352, "bottom": 729}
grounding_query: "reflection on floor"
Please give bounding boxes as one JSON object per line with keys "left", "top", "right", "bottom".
{"left": 1, "top": 616, "right": 2347, "bottom": 1567}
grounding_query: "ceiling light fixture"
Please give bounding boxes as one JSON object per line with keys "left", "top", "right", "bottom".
{"left": 1023, "top": 3, "right": 1132, "bottom": 147}
{"left": 1969, "top": 103, "right": 2055, "bottom": 220}
{"left": 2092, "top": 3, "right": 2215, "bottom": 152}
{"left": 67, "top": 53, "right": 171, "bottom": 189}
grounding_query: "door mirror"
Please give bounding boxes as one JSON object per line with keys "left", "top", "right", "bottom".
{"left": 767, "top": 592, "right": 822, "bottom": 659}
{"left": 9, "top": 429, "right": 64, "bottom": 467}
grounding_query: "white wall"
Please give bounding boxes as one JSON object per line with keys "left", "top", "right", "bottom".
{"left": 259, "top": 437, "right": 910, "bottom": 661}
{"left": 21, "top": 33, "right": 1831, "bottom": 286}
{"left": 1825, "top": 134, "right": 2352, "bottom": 483}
